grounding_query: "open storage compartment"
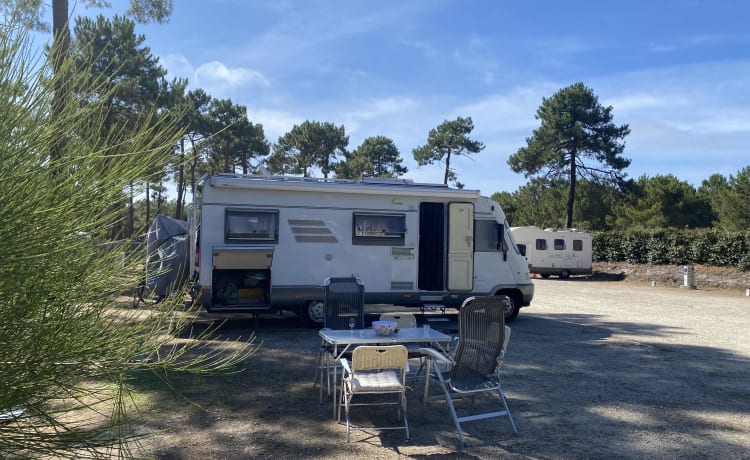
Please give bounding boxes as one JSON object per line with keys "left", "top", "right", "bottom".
{"left": 211, "top": 246, "right": 273, "bottom": 307}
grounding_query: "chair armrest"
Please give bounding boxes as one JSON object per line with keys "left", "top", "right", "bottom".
{"left": 340, "top": 358, "right": 352, "bottom": 375}
{"left": 419, "top": 347, "right": 453, "bottom": 365}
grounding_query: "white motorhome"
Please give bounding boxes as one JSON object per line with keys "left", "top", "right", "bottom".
{"left": 188, "top": 174, "right": 533, "bottom": 325}
{"left": 511, "top": 226, "right": 592, "bottom": 279}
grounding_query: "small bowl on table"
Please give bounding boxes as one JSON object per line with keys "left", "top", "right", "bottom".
{"left": 372, "top": 320, "right": 398, "bottom": 336}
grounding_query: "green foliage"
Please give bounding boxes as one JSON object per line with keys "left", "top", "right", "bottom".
{"left": 611, "top": 175, "right": 712, "bottom": 229}
{"left": 0, "top": 0, "right": 49, "bottom": 31}
{"left": 269, "top": 120, "right": 348, "bottom": 178}
{"left": 497, "top": 171, "right": 725, "bottom": 233}
{"left": 4, "top": 0, "right": 173, "bottom": 32}
{"left": 490, "top": 191, "right": 516, "bottom": 224}
{"left": 413, "top": 116, "right": 484, "bottom": 187}
{"left": 696, "top": 173, "right": 727, "bottom": 227}
{"left": 593, "top": 228, "right": 750, "bottom": 270}
{"left": 203, "top": 98, "right": 269, "bottom": 175}
{"left": 571, "top": 180, "right": 622, "bottom": 230}
{"left": 73, "top": 15, "right": 166, "bottom": 113}
{"left": 0, "top": 26, "right": 256, "bottom": 458}
{"left": 503, "top": 178, "right": 568, "bottom": 228}
{"left": 708, "top": 166, "right": 750, "bottom": 230}
{"left": 495, "top": 178, "right": 622, "bottom": 231}
{"left": 69, "top": 13, "right": 178, "bottom": 238}
{"left": 125, "top": 0, "right": 173, "bottom": 24}
{"left": 337, "top": 135, "right": 407, "bottom": 179}
{"left": 508, "top": 82, "right": 630, "bottom": 228}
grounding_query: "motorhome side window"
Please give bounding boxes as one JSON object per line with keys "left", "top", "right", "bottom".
{"left": 554, "top": 238, "right": 565, "bottom": 250}
{"left": 474, "top": 220, "right": 500, "bottom": 252}
{"left": 536, "top": 239, "right": 547, "bottom": 250}
{"left": 352, "top": 213, "right": 406, "bottom": 246}
{"left": 573, "top": 239, "right": 583, "bottom": 251}
{"left": 225, "top": 209, "right": 279, "bottom": 243}
{"left": 517, "top": 244, "right": 527, "bottom": 257}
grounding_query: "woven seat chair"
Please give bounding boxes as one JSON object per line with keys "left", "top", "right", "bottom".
{"left": 421, "top": 295, "right": 517, "bottom": 447}
{"left": 316, "top": 277, "right": 365, "bottom": 403}
{"left": 339, "top": 345, "right": 409, "bottom": 441}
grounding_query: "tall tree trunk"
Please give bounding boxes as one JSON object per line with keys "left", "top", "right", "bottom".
{"left": 443, "top": 149, "right": 451, "bottom": 185}
{"left": 175, "top": 139, "right": 185, "bottom": 219}
{"left": 156, "top": 187, "right": 162, "bottom": 215}
{"left": 566, "top": 151, "right": 577, "bottom": 229}
{"left": 145, "top": 182, "right": 151, "bottom": 225}
{"left": 158, "top": 178, "right": 164, "bottom": 215}
{"left": 189, "top": 138, "right": 198, "bottom": 198}
{"left": 128, "top": 182, "right": 135, "bottom": 237}
{"left": 50, "top": 0, "right": 70, "bottom": 164}
{"left": 223, "top": 141, "right": 231, "bottom": 173}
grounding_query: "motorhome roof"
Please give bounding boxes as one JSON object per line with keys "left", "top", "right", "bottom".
{"left": 205, "top": 173, "right": 482, "bottom": 199}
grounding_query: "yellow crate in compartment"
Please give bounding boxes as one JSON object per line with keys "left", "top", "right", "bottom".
{"left": 238, "top": 288, "right": 264, "bottom": 300}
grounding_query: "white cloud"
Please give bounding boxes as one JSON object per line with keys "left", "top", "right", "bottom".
{"left": 606, "top": 93, "right": 671, "bottom": 111}
{"left": 586, "top": 61, "right": 750, "bottom": 186}
{"left": 233, "top": 3, "right": 432, "bottom": 74}
{"left": 158, "top": 54, "right": 272, "bottom": 101}
{"left": 692, "top": 110, "right": 750, "bottom": 133}
{"left": 455, "top": 86, "right": 549, "bottom": 134}
{"left": 647, "top": 33, "right": 750, "bottom": 53}
{"left": 160, "top": 53, "right": 195, "bottom": 80}
{"left": 246, "top": 108, "right": 304, "bottom": 143}
{"left": 346, "top": 97, "right": 418, "bottom": 121}
{"left": 194, "top": 61, "right": 270, "bottom": 98}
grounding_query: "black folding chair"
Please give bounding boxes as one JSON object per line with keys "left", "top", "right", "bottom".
{"left": 323, "top": 277, "right": 365, "bottom": 330}
{"left": 316, "top": 277, "right": 365, "bottom": 403}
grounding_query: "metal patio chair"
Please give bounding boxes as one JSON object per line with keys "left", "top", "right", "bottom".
{"left": 421, "top": 295, "right": 517, "bottom": 447}
{"left": 339, "top": 345, "right": 409, "bottom": 441}
{"left": 316, "top": 277, "right": 366, "bottom": 402}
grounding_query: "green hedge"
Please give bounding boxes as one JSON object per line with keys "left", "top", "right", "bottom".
{"left": 592, "top": 229, "right": 750, "bottom": 270}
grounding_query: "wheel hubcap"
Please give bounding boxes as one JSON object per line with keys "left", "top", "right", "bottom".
{"left": 308, "top": 301, "right": 325, "bottom": 323}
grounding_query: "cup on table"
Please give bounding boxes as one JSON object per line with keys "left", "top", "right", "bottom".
{"left": 422, "top": 323, "right": 430, "bottom": 337}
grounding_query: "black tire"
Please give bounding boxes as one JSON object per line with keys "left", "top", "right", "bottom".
{"left": 299, "top": 300, "right": 325, "bottom": 328}
{"left": 559, "top": 270, "right": 570, "bottom": 279}
{"left": 499, "top": 294, "right": 520, "bottom": 323}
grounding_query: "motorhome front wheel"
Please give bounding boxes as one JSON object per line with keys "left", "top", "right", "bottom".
{"left": 500, "top": 294, "right": 520, "bottom": 323}
{"left": 301, "top": 300, "right": 325, "bottom": 327}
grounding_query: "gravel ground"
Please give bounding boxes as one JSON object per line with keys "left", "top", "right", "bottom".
{"left": 135, "top": 274, "right": 750, "bottom": 459}
{"left": 503, "top": 277, "right": 750, "bottom": 459}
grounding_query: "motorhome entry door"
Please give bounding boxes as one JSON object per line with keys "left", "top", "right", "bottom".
{"left": 447, "top": 202, "right": 474, "bottom": 290}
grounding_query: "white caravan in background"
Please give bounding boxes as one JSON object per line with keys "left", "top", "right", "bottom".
{"left": 187, "top": 174, "right": 534, "bottom": 325}
{"left": 511, "top": 226, "right": 592, "bottom": 279}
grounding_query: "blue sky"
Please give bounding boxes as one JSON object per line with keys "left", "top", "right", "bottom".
{"left": 91, "top": 1, "right": 749, "bottom": 195}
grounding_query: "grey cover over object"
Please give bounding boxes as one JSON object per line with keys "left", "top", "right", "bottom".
{"left": 145, "top": 214, "right": 189, "bottom": 297}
